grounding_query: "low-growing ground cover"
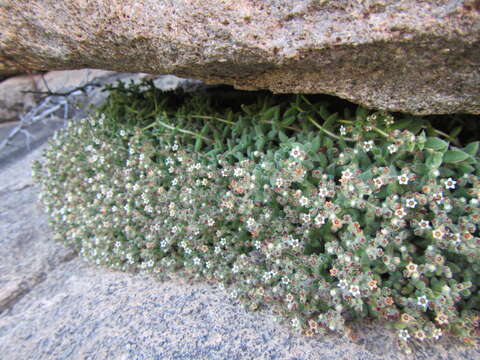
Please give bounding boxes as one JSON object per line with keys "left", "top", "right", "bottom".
{"left": 33, "top": 81, "right": 480, "bottom": 352}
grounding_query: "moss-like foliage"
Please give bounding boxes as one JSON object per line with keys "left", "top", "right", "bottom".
{"left": 33, "top": 81, "right": 480, "bottom": 352}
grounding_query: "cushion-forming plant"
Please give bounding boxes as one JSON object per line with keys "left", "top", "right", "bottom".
{"left": 33, "top": 82, "right": 480, "bottom": 352}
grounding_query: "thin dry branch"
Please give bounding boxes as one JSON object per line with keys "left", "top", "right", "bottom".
{"left": 1, "top": 74, "right": 102, "bottom": 153}
{"left": 0, "top": 97, "right": 67, "bottom": 152}
{"left": 21, "top": 81, "right": 102, "bottom": 98}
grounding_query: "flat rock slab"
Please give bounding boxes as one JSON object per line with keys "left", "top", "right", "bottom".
{"left": 0, "top": 71, "right": 203, "bottom": 171}
{"left": 1, "top": 1, "right": 479, "bottom": 115}
{"left": 0, "top": 69, "right": 142, "bottom": 124}
{"left": 0, "top": 70, "right": 204, "bottom": 124}
{"left": 0, "top": 150, "right": 479, "bottom": 359}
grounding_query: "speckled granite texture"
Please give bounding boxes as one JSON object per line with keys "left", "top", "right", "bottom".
{"left": 1, "top": 0, "right": 479, "bottom": 114}
{"left": 0, "top": 149, "right": 479, "bottom": 360}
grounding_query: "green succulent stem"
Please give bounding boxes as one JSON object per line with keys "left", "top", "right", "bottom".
{"left": 190, "top": 114, "right": 302, "bottom": 132}
{"left": 430, "top": 128, "right": 461, "bottom": 146}
{"left": 190, "top": 114, "right": 235, "bottom": 125}
{"left": 338, "top": 119, "right": 391, "bottom": 139}
{"left": 308, "top": 116, "right": 356, "bottom": 142}
{"left": 143, "top": 114, "right": 213, "bottom": 142}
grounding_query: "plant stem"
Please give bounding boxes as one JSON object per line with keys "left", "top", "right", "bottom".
{"left": 338, "top": 119, "right": 390, "bottom": 139}
{"left": 261, "top": 120, "right": 301, "bottom": 132}
{"left": 372, "top": 127, "right": 391, "bottom": 139}
{"left": 190, "top": 115, "right": 235, "bottom": 125}
{"left": 143, "top": 115, "right": 213, "bottom": 142}
{"left": 432, "top": 129, "right": 461, "bottom": 146}
{"left": 191, "top": 115, "right": 302, "bottom": 132}
{"left": 307, "top": 116, "right": 356, "bottom": 142}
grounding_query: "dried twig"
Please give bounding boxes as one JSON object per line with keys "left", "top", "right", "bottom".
{"left": 1, "top": 73, "right": 102, "bottom": 153}
{"left": 0, "top": 97, "right": 68, "bottom": 152}
{"left": 40, "top": 73, "right": 53, "bottom": 94}
{"left": 21, "top": 82, "right": 102, "bottom": 97}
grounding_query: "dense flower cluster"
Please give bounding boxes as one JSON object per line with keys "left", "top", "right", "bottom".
{"left": 33, "top": 84, "right": 480, "bottom": 352}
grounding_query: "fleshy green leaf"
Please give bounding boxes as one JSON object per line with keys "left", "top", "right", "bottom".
{"left": 194, "top": 137, "right": 203, "bottom": 152}
{"left": 390, "top": 118, "right": 412, "bottom": 130}
{"left": 455, "top": 164, "right": 476, "bottom": 175}
{"left": 450, "top": 126, "right": 463, "bottom": 139}
{"left": 317, "top": 105, "right": 330, "bottom": 121}
{"left": 463, "top": 141, "right": 479, "bottom": 156}
{"left": 416, "top": 131, "right": 426, "bottom": 151}
{"left": 262, "top": 106, "right": 280, "bottom": 122}
{"left": 443, "top": 150, "right": 470, "bottom": 163}
{"left": 278, "top": 131, "right": 289, "bottom": 143}
{"left": 323, "top": 113, "right": 338, "bottom": 130}
{"left": 425, "top": 137, "right": 448, "bottom": 151}
{"left": 315, "top": 153, "right": 328, "bottom": 168}
{"left": 281, "top": 116, "right": 296, "bottom": 127}
{"left": 426, "top": 151, "right": 443, "bottom": 169}
{"left": 311, "top": 136, "right": 321, "bottom": 153}
{"left": 355, "top": 106, "right": 368, "bottom": 120}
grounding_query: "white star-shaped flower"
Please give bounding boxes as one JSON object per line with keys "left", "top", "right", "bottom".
{"left": 363, "top": 140, "right": 374, "bottom": 152}
{"left": 398, "top": 174, "right": 409, "bottom": 185}
{"left": 405, "top": 198, "right": 417, "bottom": 208}
{"left": 417, "top": 295, "right": 429, "bottom": 310}
{"left": 419, "top": 220, "right": 430, "bottom": 229}
{"left": 388, "top": 144, "right": 398, "bottom": 154}
{"left": 444, "top": 178, "right": 456, "bottom": 190}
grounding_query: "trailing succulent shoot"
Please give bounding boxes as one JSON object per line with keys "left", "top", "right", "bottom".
{"left": 33, "top": 82, "right": 480, "bottom": 352}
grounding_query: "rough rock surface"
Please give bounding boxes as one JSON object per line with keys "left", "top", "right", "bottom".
{"left": 0, "top": 69, "right": 131, "bottom": 123}
{"left": 0, "top": 70, "right": 203, "bottom": 172}
{"left": 0, "top": 149, "right": 479, "bottom": 359}
{"left": 0, "top": 70, "right": 205, "bottom": 124}
{"left": 1, "top": 0, "right": 479, "bottom": 115}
